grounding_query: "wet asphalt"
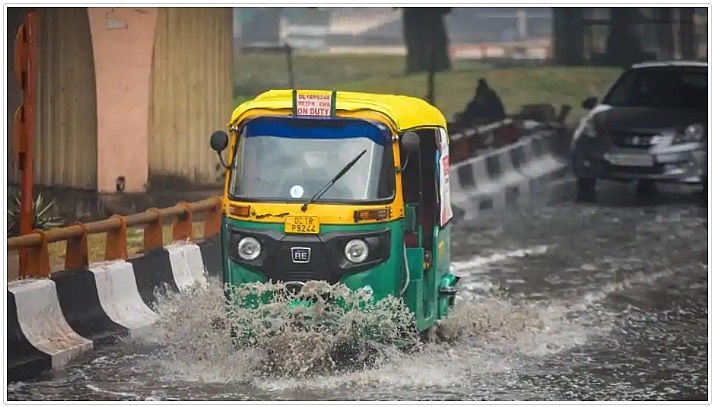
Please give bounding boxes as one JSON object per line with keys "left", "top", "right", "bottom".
{"left": 7, "top": 178, "right": 709, "bottom": 401}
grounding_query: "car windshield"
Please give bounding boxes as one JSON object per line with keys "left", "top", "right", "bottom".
{"left": 228, "top": 117, "right": 395, "bottom": 203}
{"left": 602, "top": 66, "right": 708, "bottom": 110}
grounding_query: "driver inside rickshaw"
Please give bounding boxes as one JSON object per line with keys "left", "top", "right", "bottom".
{"left": 275, "top": 148, "right": 357, "bottom": 200}
{"left": 239, "top": 145, "right": 357, "bottom": 199}
{"left": 232, "top": 128, "right": 383, "bottom": 202}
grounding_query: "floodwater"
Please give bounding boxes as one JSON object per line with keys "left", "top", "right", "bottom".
{"left": 7, "top": 180, "right": 708, "bottom": 401}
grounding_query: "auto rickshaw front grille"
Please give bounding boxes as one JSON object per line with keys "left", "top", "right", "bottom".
{"left": 288, "top": 269, "right": 319, "bottom": 282}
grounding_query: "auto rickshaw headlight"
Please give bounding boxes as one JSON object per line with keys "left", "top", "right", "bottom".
{"left": 238, "top": 236, "right": 261, "bottom": 260}
{"left": 344, "top": 239, "right": 369, "bottom": 263}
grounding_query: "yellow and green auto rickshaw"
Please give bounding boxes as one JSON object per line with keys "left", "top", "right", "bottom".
{"left": 209, "top": 89, "right": 459, "bottom": 333}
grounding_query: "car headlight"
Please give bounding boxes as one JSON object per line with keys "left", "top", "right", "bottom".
{"left": 674, "top": 123, "right": 706, "bottom": 144}
{"left": 237, "top": 236, "right": 261, "bottom": 260}
{"left": 344, "top": 239, "right": 369, "bottom": 263}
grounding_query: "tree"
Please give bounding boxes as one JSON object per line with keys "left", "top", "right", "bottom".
{"left": 679, "top": 8, "right": 696, "bottom": 60}
{"left": 402, "top": 8, "right": 452, "bottom": 74}
{"left": 605, "top": 8, "right": 644, "bottom": 67}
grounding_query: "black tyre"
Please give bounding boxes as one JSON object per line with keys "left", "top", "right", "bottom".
{"left": 576, "top": 177, "right": 596, "bottom": 202}
{"left": 635, "top": 179, "right": 657, "bottom": 198}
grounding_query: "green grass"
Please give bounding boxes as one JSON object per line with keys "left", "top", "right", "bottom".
{"left": 233, "top": 53, "right": 623, "bottom": 123}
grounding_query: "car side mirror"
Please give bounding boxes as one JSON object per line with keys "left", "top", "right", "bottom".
{"left": 210, "top": 130, "right": 229, "bottom": 168}
{"left": 582, "top": 96, "right": 598, "bottom": 110}
{"left": 398, "top": 131, "right": 420, "bottom": 173}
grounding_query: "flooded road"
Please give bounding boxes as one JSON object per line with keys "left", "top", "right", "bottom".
{"left": 7, "top": 180, "right": 708, "bottom": 401}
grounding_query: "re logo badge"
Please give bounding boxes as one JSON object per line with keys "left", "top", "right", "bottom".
{"left": 291, "top": 247, "right": 311, "bottom": 263}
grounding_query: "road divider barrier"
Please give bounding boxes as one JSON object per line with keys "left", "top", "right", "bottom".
{"left": 166, "top": 241, "right": 209, "bottom": 290}
{"left": 450, "top": 130, "right": 568, "bottom": 221}
{"left": 8, "top": 279, "right": 93, "bottom": 381}
{"left": 7, "top": 199, "right": 223, "bottom": 382}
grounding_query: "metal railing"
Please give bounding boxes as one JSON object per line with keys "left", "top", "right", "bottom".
{"left": 449, "top": 118, "right": 518, "bottom": 163}
{"left": 7, "top": 197, "right": 222, "bottom": 279}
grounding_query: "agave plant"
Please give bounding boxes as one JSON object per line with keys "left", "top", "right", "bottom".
{"left": 7, "top": 191, "right": 64, "bottom": 237}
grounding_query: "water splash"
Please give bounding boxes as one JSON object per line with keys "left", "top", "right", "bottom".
{"left": 140, "top": 279, "right": 422, "bottom": 381}
{"left": 126, "top": 260, "right": 682, "bottom": 395}
{"left": 451, "top": 245, "right": 552, "bottom": 274}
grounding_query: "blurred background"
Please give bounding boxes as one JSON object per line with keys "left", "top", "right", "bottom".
{"left": 232, "top": 7, "right": 708, "bottom": 117}
{"left": 6, "top": 6, "right": 709, "bottom": 226}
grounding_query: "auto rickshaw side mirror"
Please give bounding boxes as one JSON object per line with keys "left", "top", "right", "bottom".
{"left": 210, "top": 130, "right": 230, "bottom": 168}
{"left": 397, "top": 131, "right": 420, "bottom": 173}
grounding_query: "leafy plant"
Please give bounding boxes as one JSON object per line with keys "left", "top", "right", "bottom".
{"left": 7, "top": 191, "right": 64, "bottom": 237}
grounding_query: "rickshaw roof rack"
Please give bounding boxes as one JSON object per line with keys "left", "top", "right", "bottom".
{"left": 228, "top": 89, "right": 448, "bottom": 132}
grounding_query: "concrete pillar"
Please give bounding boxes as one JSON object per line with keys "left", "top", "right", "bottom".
{"left": 517, "top": 9, "right": 527, "bottom": 41}
{"left": 87, "top": 7, "right": 157, "bottom": 193}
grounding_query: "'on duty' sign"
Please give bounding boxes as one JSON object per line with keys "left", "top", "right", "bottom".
{"left": 292, "top": 89, "right": 336, "bottom": 117}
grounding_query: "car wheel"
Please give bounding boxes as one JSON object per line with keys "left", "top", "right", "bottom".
{"left": 635, "top": 179, "right": 657, "bottom": 198}
{"left": 576, "top": 177, "right": 596, "bottom": 202}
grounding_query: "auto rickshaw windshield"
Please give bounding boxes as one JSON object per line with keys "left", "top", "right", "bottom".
{"left": 229, "top": 116, "right": 395, "bottom": 202}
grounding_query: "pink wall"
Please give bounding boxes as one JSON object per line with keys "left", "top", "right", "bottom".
{"left": 88, "top": 7, "right": 157, "bottom": 193}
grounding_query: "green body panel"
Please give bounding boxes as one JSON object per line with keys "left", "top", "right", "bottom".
{"left": 433, "top": 224, "right": 455, "bottom": 319}
{"left": 219, "top": 214, "right": 458, "bottom": 332}
{"left": 222, "top": 217, "right": 405, "bottom": 302}
{"left": 402, "top": 221, "right": 456, "bottom": 331}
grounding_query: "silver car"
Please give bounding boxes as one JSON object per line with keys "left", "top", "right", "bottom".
{"left": 571, "top": 61, "right": 708, "bottom": 201}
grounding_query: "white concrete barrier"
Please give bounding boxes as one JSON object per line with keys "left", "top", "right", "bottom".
{"left": 89, "top": 261, "right": 160, "bottom": 336}
{"left": 8, "top": 279, "right": 93, "bottom": 368}
{"left": 520, "top": 132, "right": 567, "bottom": 191}
{"left": 450, "top": 153, "right": 508, "bottom": 221}
{"left": 473, "top": 156, "right": 508, "bottom": 211}
{"left": 165, "top": 241, "right": 208, "bottom": 290}
{"left": 498, "top": 142, "right": 531, "bottom": 207}
{"left": 8, "top": 237, "right": 222, "bottom": 382}
{"left": 450, "top": 130, "right": 568, "bottom": 220}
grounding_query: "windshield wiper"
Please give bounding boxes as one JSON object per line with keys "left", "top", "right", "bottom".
{"left": 301, "top": 149, "right": 367, "bottom": 212}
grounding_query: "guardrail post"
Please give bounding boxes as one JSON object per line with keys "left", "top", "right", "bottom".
{"left": 105, "top": 215, "right": 128, "bottom": 261}
{"left": 172, "top": 201, "right": 193, "bottom": 242}
{"left": 65, "top": 222, "right": 89, "bottom": 270}
{"left": 203, "top": 199, "right": 221, "bottom": 237}
{"left": 143, "top": 208, "right": 163, "bottom": 251}
{"left": 14, "top": 11, "right": 39, "bottom": 278}
{"left": 26, "top": 230, "right": 50, "bottom": 278}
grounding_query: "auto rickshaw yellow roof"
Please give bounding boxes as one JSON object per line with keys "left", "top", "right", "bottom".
{"left": 228, "top": 89, "right": 448, "bottom": 131}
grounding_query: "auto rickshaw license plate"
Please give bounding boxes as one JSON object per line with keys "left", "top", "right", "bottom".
{"left": 285, "top": 216, "right": 320, "bottom": 234}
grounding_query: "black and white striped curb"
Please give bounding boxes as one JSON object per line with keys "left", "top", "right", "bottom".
{"left": 450, "top": 130, "right": 569, "bottom": 221}
{"left": 7, "top": 235, "right": 222, "bottom": 383}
